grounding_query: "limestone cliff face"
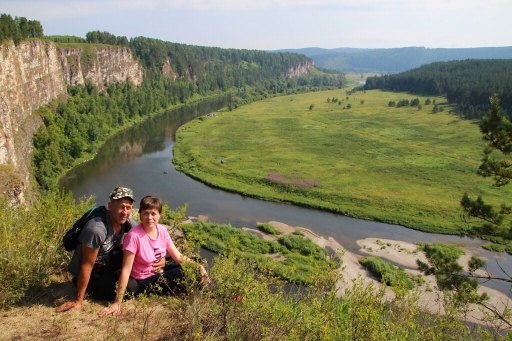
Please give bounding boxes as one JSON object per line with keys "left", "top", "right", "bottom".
{"left": 285, "top": 60, "right": 314, "bottom": 78}
{"left": 0, "top": 40, "right": 143, "bottom": 203}
{"left": 161, "top": 58, "right": 177, "bottom": 81}
{"left": 59, "top": 46, "right": 143, "bottom": 88}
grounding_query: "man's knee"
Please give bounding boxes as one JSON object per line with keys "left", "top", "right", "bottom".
{"left": 126, "top": 277, "right": 139, "bottom": 295}
{"left": 87, "top": 271, "right": 117, "bottom": 300}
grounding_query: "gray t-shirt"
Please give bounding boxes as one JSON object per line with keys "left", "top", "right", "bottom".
{"left": 68, "top": 213, "right": 134, "bottom": 277}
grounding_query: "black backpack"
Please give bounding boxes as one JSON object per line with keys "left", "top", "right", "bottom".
{"left": 63, "top": 206, "right": 108, "bottom": 251}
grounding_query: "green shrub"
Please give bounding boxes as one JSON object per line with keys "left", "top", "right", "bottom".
{"left": 182, "top": 222, "right": 332, "bottom": 285}
{"left": 257, "top": 223, "right": 281, "bottom": 235}
{"left": 277, "top": 235, "right": 326, "bottom": 259}
{"left": 359, "top": 256, "right": 413, "bottom": 289}
{"left": 419, "top": 243, "right": 464, "bottom": 262}
{"left": 0, "top": 191, "right": 92, "bottom": 307}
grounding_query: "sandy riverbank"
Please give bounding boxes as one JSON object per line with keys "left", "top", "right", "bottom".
{"left": 245, "top": 221, "right": 512, "bottom": 329}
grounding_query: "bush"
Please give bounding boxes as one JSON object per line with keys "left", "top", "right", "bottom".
{"left": 277, "top": 235, "right": 326, "bottom": 259}
{"left": 182, "top": 222, "right": 333, "bottom": 285}
{"left": 257, "top": 223, "right": 281, "bottom": 235}
{"left": 0, "top": 191, "right": 92, "bottom": 307}
{"left": 359, "top": 256, "right": 413, "bottom": 289}
{"left": 419, "top": 243, "right": 464, "bottom": 261}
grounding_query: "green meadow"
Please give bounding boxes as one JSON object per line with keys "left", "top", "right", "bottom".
{"left": 174, "top": 89, "right": 512, "bottom": 234}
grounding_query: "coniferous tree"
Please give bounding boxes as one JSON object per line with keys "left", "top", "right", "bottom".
{"left": 461, "top": 96, "right": 512, "bottom": 238}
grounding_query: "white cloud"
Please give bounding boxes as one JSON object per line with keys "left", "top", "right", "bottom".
{"left": 158, "top": 0, "right": 512, "bottom": 12}
{"left": 4, "top": 0, "right": 511, "bottom": 17}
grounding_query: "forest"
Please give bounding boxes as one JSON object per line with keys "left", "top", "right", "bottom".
{"left": 364, "top": 59, "right": 512, "bottom": 119}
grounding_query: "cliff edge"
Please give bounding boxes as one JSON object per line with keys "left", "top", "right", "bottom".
{"left": 0, "top": 40, "right": 143, "bottom": 203}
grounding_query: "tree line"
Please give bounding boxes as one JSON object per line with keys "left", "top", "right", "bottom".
{"left": 0, "top": 13, "right": 43, "bottom": 44}
{"left": 364, "top": 59, "right": 512, "bottom": 119}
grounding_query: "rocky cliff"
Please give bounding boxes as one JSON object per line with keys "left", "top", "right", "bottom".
{"left": 285, "top": 60, "right": 314, "bottom": 78}
{"left": 0, "top": 40, "right": 143, "bottom": 203}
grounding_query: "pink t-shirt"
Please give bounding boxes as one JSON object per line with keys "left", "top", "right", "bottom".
{"left": 123, "top": 224, "right": 173, "bottom": 280}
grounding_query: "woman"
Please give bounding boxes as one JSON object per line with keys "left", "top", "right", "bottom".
{"left": 99, "top": 195, "right": 209, "bottom": 316}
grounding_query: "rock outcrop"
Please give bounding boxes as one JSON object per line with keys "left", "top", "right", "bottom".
{"left": 161, "top": 58, "right": 177, "bottom": 81}
{"left": 0, "top": 39, "right": 144, "bottom": 203}
{"left": 285, "top": 60, "right": 314, "bottom": 78}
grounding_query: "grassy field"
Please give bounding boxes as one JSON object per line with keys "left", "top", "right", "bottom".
{"left": 174, "top": 89, "right": 512, "bottom": 234}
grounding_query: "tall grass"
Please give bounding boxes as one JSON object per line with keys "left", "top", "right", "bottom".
{"left": 0, "top": 192, "right": 92, "bottom": 307}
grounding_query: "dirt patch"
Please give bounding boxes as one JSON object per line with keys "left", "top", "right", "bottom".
{"left": 264, "top": 173, "right": 318, "bottom": 188}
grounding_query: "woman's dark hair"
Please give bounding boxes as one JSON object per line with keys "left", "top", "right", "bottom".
{"left": 139, "top": 195, "right": 163, "bottom": 214}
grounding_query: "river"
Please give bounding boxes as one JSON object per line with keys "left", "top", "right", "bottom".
{"left": 60, "top": 96, "right": 512, "bottom": 294}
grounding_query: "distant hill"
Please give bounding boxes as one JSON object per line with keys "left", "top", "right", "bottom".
{"left": 277, "top": 46, "right": 512, "bottom": 73}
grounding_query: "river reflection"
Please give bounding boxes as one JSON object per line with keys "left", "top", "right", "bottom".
{"left": 60, "top": 96, "right": 512, "bottom": 296}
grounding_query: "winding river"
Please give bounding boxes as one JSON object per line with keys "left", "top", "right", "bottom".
{"left": 60, "top": 96, "right": 512, "bottom": 295}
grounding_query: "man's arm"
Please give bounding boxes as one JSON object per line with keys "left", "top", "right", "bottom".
{"left": 56, "top": 245, "right": 99, "bottom": 312}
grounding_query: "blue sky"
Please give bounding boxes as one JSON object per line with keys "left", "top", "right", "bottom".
{"left": 1, "top": 0, "right": 511, "bottom": 50}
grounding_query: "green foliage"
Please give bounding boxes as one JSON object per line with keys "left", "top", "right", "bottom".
{"left": 32, "top": 78, "right": 199, "bottom": 190}
{"left": 481, "top": 243, "right": 506, "bottom": 252}
{"left": 80, "top": 48, "right": 96, "bottom": 72}
{"left": 160, "top": 203, "right": 188, "bottom": 230}
{"left": 462, "top": 97, "right": 512, "bottom": 240}
{"left": 86, "top": 30, "right": 128, "bottom": 46}
{"left": 359, "top": 256, "right": 413, "bottom": 289}
{"left": 396, "top": 98, "right": 410, "bottom": 107}
{"left": 365, "top": 59, "right": 512, "bottom": 119}
{"left": 181, "top": 222, "right": 333, "bottom": 285}
{"left": 479, "top": 96, "right": 512, "bottom": 179}
{"left": 177, "top": 256, "right": 484, "bottom": 340}
{"left": 257, "top": 223, "right": 281, "bottom": 235}
{"left": 0, "top": 192, "right": 92, "bottom": 307}
{"left": 277, "top": 235, "right": 327, "bottom": 259}
{"left": 45, "top": 35, "right": 86, "bottom": 44}
{"left": 417, "top": 243, "right": 489, "bottom": 310}
{"left": 0, "top": 13, "right": 43, "bottom": 44}
{"left": 410, "top": 98, "right": 420, "bottom": 106}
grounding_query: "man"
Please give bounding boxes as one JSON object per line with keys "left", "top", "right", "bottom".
{"left": 56, "top": 186, "right": 164, "bottom": 312}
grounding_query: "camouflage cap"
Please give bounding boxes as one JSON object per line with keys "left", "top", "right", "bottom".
{"left": 109, "top": 186, "right": 134, "bottom": 201}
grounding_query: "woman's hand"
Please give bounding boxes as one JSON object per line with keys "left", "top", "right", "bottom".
{"left": 98, "top": 302, "right": 121, "bottom": 317}
{"left": 152, "top": 257, "right": 165, "bottom": 274}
